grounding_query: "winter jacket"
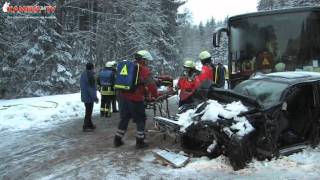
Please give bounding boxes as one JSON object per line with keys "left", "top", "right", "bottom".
{"left": 177, "top": 71, "right": 197, "bottom": 101}
{"left": 195, "top": 64, "right": 214, "bottom": 88}
{"left": 80, "top": 70, "right": 98, "bottom": 103}
{"left": 120, "top": 61, "right": 158, "bottom": 102}
{"left": 97, "top": 68, "right": 116, "bottom": 96}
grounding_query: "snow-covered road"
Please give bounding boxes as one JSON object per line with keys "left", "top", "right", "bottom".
{"left": 1, "top": 93, "right": 320, "bottom": 179}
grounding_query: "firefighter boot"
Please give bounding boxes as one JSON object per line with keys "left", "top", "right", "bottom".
{"left": 82, "top": 124, "right": 96, "bottom": 132}
{"left": 114, "top": 135, "right": 124, "bottom": 147}
{"left": 136, "top": 138, "right": 149, "bottom": 149}
{"left": 106, "top": 109, "right": 111, "bottom": 118}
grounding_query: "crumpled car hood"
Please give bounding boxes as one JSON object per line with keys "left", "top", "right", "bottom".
{"left": 176, "top": 100, "right": 255, "bottom": 138}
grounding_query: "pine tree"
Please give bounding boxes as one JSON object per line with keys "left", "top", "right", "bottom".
{"left": 258, "top": 0, "right": 320, "bottom": 10}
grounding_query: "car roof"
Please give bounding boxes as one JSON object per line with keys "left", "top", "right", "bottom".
{"left": 251, "top": 71, "right": 320, "bottom": 85}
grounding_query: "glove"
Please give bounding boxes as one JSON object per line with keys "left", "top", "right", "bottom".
{"left": 95, "top": 98, "right": 99, "bottom": 104}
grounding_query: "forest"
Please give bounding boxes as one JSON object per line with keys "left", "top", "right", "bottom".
{"left": 0, "top": 0, "right": 319, "bottom": 98}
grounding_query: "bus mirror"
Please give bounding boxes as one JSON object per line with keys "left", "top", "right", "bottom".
{"left": 213, "top": 27, "right": 228, "bottom": 47}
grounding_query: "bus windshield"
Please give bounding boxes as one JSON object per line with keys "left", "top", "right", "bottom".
{"left": 229, "top": 10, "right": 320, "bottom": 86}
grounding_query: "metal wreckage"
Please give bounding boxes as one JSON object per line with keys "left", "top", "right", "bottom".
{"left": 153, "top": 72, "right": 320, "bottom": 170}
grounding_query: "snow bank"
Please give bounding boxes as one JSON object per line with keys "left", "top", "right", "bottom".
{"left": 0, "top": 93, "right": 100, "bottom": 131}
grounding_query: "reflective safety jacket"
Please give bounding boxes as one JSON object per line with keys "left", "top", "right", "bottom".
{"left": 98, "top": 68, "right": 115, "bottom": 96}
{"left": 100, "top": 86, "right": 115, "bottom": 96}
{"left": 195, "top": 64, "right": 214, "bottom": 88}
{"left": 120, "top": 61, "right": 158, "bottom": 102}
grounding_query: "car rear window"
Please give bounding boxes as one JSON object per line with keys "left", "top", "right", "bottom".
{"left": 234, "top": 79, "right": 288, "bottom": 107}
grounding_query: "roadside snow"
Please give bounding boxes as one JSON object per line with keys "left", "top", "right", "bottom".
{"left": 0, "top": 93, "right": 100, "bottom": 131}
{"left": 140, "top": 146, "right": 320, "bottom": 179}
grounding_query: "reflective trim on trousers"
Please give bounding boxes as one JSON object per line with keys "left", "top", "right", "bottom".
{"left": 116, "top": 129, "right": 126, "bottom": 138}
{"left": 136, "top": 131, "right": 145, "bottom": 139}
{"left": 100, "top": 108, "right": 109, "bottom": 112}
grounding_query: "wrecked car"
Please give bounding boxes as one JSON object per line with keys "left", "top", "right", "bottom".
{"left": 154, "top": 71, "right": 320, "bottom": 170}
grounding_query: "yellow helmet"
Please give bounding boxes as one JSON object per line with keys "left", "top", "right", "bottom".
{"left": 136, "top": 50, "right": 153, "bottom": 61}
{"left": 183, "top": 60, "right": 195, "bottom": 68}
{"left": 199, "top": 51, "right": 211, "bottom": 61}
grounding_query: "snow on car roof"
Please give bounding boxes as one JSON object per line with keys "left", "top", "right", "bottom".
{"left": 252, "top": 71, "right": 320, "bottom": 83}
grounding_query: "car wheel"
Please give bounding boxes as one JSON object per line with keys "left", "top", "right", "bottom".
{"left": 181, "top": 121, "right": 221, "bottom": 157}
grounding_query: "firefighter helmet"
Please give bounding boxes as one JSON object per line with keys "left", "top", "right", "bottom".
{"left": 105, "top": 61, "right": 117, "bottom": 68}
{"left": 199, "top": 51, "right": 211, "bottom": 61}
{"left": 183, "top": 60, "right": 195, "bottom": 68}
{"left": 136, "top": 50, "right": 153, "bottom": 61}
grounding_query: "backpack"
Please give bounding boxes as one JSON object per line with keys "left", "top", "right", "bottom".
{"left": 114, "top": 60, "right": 140, "bottom": 91}
{"left": 99, "top": 69, "right": 113, "bottom": 86}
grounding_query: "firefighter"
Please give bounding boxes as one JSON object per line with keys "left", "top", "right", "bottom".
{"left": 114, "top": 50, "right": 158, "bottom": 149}
{"left": 110, "top": 61, "right": 118, "bottom": 113}
{"left": 97, "top": 61, "right": 117, "bottom": 117}
{"left": 80, "top": 62, "right": 98, "bottom": 132}
{"left": 214, "top": 62, "right": 226, "bottom": 88}
{"left": 195, "top": 51, "right": 214, "bottom": 88}
{"left": 177, "top": 59, "right": 198, "bottom": 106}
{"left": 225, "top": 66, "right": 230, "bottom": 89}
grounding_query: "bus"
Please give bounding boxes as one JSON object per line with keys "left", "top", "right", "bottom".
{"left": 213, "top": 6, "right": 320, "bottom": 88}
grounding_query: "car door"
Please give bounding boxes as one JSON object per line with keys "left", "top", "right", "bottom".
{"left": 309, "top": 81, "right": 320, "bottom": 146}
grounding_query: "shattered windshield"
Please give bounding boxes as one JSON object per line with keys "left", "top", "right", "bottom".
{"left": 233, "top": 79, "right": 288, "bottom": 107}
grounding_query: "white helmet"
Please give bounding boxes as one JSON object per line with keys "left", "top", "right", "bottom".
{"left": 105, "top": 61, "right": 115, "bottom": 68}
{"left": 136, "top": 50, "right": 153, "bottom": 61}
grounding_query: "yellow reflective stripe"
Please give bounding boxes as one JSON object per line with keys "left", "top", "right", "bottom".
{"left": 135, "top": 64, "right": 140, "bottom": 85}
{"left": 115, "top": 84, "right": 130, "bottom": 90}
{"left": 215, "top": 66, "right": 218, "bottom": 83}
{"left": 101, "top": 91, "right": 115, "bottom": 95}
{"left": 225, "top": 68, "right": 229, "bottom": 79}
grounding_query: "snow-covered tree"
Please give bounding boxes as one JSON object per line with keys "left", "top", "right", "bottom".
{"left": 258, "top": 0, "right": 320, "bottom": 10}
{"left": 1, "top": 18, "right": 79, "bottom": 98}
{"left": 1, "top": 0, "right": 185, "bottom": 98}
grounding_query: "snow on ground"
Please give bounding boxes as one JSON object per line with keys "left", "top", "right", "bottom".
{"left": 1, "top": 93, "right": 320, "bottom": 179}
{"left": 138, "top": 146, "right": 320, "bottom": 179}
{"left": 0, "top": 93, "right": 100, "bottom": 131}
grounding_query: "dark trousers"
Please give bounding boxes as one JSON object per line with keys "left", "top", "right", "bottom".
{"left": 84, "top": 103, "right": 94, "bottom": 127}
{"left": 101, "top": 95, "right": 117, "bottom": 115}
{"left": 116, "top": 96, "right": 146, "bottom": 139}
